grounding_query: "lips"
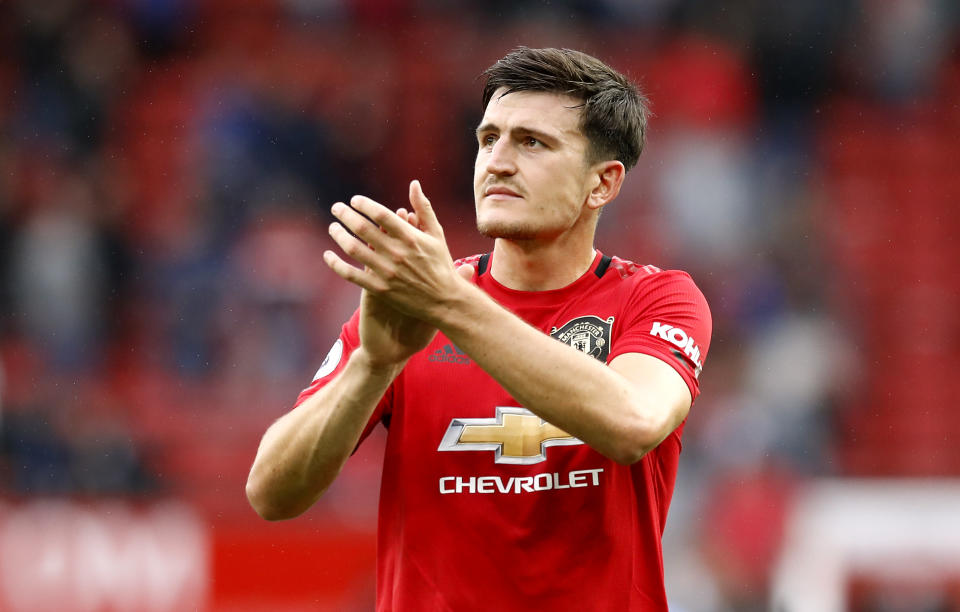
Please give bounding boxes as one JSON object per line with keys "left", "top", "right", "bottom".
{"left": 484, "top": 185, "right": 521, "bottom": 198}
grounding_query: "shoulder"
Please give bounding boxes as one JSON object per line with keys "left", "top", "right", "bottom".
{"left": 602, "top": 256, "right": 711, "bottom": 329}
{"left": 605, "top": 255, "right": 667, "bottom": 280}
{"left": 454, "top": 253, "right": 485, "bottom": 267}
{"left": 603, "top": 256, "right": 713, "bottom": 386}
{"left": 454, "top": 253, "right": 491, "bottom": 279}
{"left": 605, "top": 256, "right": 704, "bottom": 297}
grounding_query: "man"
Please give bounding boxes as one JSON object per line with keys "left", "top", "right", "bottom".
{"left": 246, "top": 47, "right": 711, "bottom": 611}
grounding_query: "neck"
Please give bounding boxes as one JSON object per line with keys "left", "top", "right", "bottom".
{"left": 489, "top": 237, "right": 597, "bottom": 291}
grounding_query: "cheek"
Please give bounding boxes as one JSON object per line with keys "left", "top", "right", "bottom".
{"left": 473, "top": 150, "right": 488, "bottom": 177}
{"left": 550, "top": 176, "right": 583, "bottom": 210}
{"left": 472, "top": 163, "right": 486, "bottom": 192}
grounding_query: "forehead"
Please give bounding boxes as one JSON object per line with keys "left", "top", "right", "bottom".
{"left": 481, "top": 88, "right": 585, "bottom": 139}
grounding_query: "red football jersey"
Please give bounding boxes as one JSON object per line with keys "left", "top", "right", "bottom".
{"left": 295, "top": 251, "right": 712, "bottom": 611}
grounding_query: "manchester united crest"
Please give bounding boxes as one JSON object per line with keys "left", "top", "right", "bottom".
{"left": 549, "top": 316, "right": 615, "bottom": 363}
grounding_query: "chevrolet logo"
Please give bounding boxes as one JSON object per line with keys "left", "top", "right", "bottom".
{"left": 438, "top": 407, "right": 583, "bottom": 465}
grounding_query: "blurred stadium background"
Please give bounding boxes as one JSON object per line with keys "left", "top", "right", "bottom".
{"left": 1, "top": 0, "right": 958, "bottom": 610}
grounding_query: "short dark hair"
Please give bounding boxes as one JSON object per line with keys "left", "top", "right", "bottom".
{"left": 481, "top": 47, "right": 649, "bottom": 170}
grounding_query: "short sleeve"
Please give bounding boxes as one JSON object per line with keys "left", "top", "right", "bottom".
{"left": 609, "top": 270, "right": 712, "bottom": 403}
{"left": 292, "top": 308, "right": 393, "bottom": 446}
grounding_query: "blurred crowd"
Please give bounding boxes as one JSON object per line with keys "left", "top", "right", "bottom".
{"left": 0, "top": 0, "right": 958, "bottom": 610}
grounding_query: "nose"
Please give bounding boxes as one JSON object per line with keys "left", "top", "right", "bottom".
{"left": 484, "top": 138, "right": 517, "bottom": 176}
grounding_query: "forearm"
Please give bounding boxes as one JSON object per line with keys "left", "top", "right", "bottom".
{"left": 436, "top": 285, "right": 672, "bottom": 464}
{"left": 246, "top": 349, "right": 400, "bottom": 520}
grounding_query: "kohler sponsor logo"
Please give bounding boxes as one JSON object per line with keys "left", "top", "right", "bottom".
{"left": 649, "top": 322, "right": 702, "bottom": 370}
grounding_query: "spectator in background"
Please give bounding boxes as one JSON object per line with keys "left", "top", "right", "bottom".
{"left": 8, "top": 163, "right": 111, "bottom": 371}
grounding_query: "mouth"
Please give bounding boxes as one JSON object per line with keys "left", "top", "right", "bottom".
{"left": 483, "top": 185, "right": 522, "bottom": 199}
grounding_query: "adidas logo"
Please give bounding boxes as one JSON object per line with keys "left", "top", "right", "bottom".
{"left": 429, "top": 343, "right": 471, "bottom": 365}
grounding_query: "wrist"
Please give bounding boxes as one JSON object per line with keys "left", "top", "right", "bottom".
{"left": 430, "top": 275, "right": 487, "bottom": 333}
{"left": 351, "top": 347, "right": 407, "bottom": 378}
{"left": 424, "top": 276, "right": 487, "bottom": 331}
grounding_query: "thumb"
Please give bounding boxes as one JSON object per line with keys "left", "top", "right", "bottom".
{"left": 409, "top": 180, "right": 442, "bottom": 237}
{"left": 456, "top": 264, "right": 476, "bottom": 281}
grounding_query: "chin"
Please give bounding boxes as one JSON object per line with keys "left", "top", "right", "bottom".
{"left": 476, "top": 219, "right": 540, "bottom": 241}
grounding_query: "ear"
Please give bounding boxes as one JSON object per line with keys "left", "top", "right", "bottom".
{"left": 585, "top": 160, "right": 626, "bottom": 211}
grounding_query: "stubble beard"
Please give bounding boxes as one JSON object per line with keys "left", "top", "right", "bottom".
{"left": 476, "top": 218, "right": 541, "bottom": 241}
{"left": 475, "top": 196, "right": 542, "bottom": 240}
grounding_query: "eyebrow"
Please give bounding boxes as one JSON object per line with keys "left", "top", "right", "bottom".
{"left": 475, "top": 123, "right": 561, "bottom": 145}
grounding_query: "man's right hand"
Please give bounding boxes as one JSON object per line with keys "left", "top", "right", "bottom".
{"left": 357, "top": 288, "right": 437, "bottom": 369}
{"left": 247, "top": 193, "right": 452, "bottom": 521}
{"left": 246, "top": 286, "right": 422, "bottom": 520}
{"left": 354, "top": 204, "right": 437, "bottom": 369}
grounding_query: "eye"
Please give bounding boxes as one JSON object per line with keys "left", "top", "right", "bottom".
{"left": 524, "top": 136, "right": 542, "bottom": 148}
{"left": 479, "top": 133, "right": 497, "bottom": 147}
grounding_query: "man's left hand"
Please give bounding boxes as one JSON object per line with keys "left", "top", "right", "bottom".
{"left": 324, "top": 180, "right": 472, "bottom": 325}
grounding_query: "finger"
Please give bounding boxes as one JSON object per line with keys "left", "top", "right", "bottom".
{"left": 328, "top": 221, "right": 388, "bottom": 271}
{"left": 349, "top": 195, "right": 413, "bottom": 239}
{"left": 408, "top": 180, "right": 442, "bottom": 237}
{"left": 395, "top": 208, "right": 420, "bottom": 229}
{"left": 456, "top": 264, "right": 475, "bottom": 281}
{"left": 331, "top": 202, "right": 390, "bottom": 250}
{"left": 323, "top": 249, "right": 388, "bottom": 292}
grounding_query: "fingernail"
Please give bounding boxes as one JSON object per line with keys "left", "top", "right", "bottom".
{"left": 332, "top": 202, "right": 344, "bottom": 214}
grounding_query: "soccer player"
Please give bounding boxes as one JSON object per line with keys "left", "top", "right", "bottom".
{"left": 246, "top": 47, "right": 711, "bottom": 611}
